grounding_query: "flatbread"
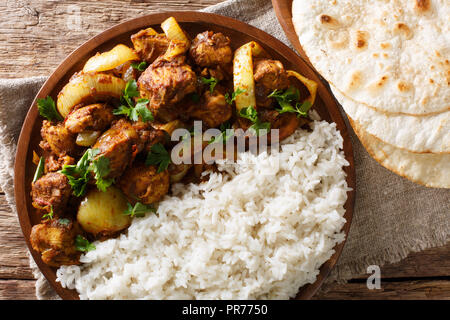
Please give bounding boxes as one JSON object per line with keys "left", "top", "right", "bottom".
{"left": 350, "top": 118, "right": 450, "bottom": 188}
{"left": 292, "top": 0, "right": 450, "bottom": 115}
{"left": 331, "top": 85, "right": 450, "bottom": 153}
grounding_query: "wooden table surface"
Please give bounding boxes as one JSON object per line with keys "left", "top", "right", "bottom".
{"left": 0, "top": 0, "right": 449, "bottom": 300}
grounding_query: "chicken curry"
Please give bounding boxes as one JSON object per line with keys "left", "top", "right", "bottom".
{"left": 29, "top": 17, "right": 318, "bottom": 267}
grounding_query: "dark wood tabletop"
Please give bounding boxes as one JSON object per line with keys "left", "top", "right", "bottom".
{"left": 0, "top": 0, "right": 448, "bottom": 300}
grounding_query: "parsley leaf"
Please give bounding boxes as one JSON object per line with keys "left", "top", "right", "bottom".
{"left": 89, "top": 156, "right": 114, "bottom": 192}
{"left": 268, "top": 86, "right": 312, "bottom": 117}
{"left": 200, "top": 76, "right": 218, "bottom": 94}
{"left": 145, "top": 143, "right": 171, "bottom": 173}
{"left": 42, "top": 206, "right": 54, "bottom": 221}
{"left": 113, "top": 80, "right": 153, "bottom": 122}
{"left": 225, "top": 88, "right": 246, "bottom": 105}
{"left": 75, "top": 235, "right": 96, "bottom": 252}
{"left": 134, "top": 99, "right": 154, "bottom": 122}
{"left": 131, "top": 61, "right": 148, "bottom": 71}
{"left": 238, "top": 106, "right": 271, "bottom": 136}
{"left": 60, "top": 148, "right": 112, "bottom": 196}
{"left": 37, "top": 96, "right": 63, "bottom": 121}
{"left": 123, "top": 202, "right": 156, "bottom": 218}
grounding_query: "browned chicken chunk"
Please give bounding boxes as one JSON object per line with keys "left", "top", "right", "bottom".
{"left": 40, "top": 120, "right": 78, "bottom": 157}
{"left": 92, "top": 119, "right": 139, "bottom": 179}
{"left": 31, "top": 172, "right": 72, "bottom": 213}
{"left": 189, "top": 89, "right": 232, "bottom": 128}
{"left": 138, "top": 54, "right": 197, "bottom": 122}
{"left": 30, "top": 219, "right": 82, "bottom": 267}
{"left": 253, "top": 59, "right": 290, "bottom": 107}
{"left": 45, "top": 154, "right": 75, "bottom": 173}
{"left": 65, "top": 103, "right": 115, "bottom": 134}
{"left": 118, "top": 162, "right": 170, "bottom": 205}
{"left": 131, "top": 121, "right": 168, "bottom": 153}
{"left": 131, "top": 28, "right": 170, "bottom": 63}
{"left": 189, "top": 31, "right": 233, "bottom": 67}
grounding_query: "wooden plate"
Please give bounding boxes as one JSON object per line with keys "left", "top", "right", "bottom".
{"left": 272, "top": 0, "right": 314, "bottom": 67}
{"left": 14, "top": 11, "right": 355, "bottom": 300}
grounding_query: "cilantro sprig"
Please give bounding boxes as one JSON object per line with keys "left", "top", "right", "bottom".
{"left": 225, "top": 88, "right": 246, "bottom": 105}
{"left": 123, "top": 202, "right": 156, "bottom": 218}
{"left": 131, "top": 61, "right": 148, "bottom": 71}
{"left": 75, "top": 235, "right": 96, "bottom": 252}
{"left": 145, "top": 143, "right": 171, "bottom": 173}
{"left": 37, "top": 96, "right": 63, "bottom": 121}
{"left": 200, "top": 76, "right": 219, "bottom": 94}
{"left": 60, "top": 148, "right": 114, "bottom": 196}
{"left": 268, "top": 86, "right": 312, "bottom": 117}
{"left": 238, "top": 106, "right": 271, "bottom": 136}
{"left": 113, "top": 80, "right": 154, "bottom": 122}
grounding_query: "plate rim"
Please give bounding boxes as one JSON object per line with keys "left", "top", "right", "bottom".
{"left": 14, "top": 10, "right": 355, "bottom": 300}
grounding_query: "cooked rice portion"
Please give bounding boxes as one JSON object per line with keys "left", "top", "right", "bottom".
{"left": 56, "top": 120, "right": 350, "bottom": 299}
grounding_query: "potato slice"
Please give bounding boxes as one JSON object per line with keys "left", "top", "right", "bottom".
{"left": 77, "top": 186, "right": 131, "bottom": 237}
{"left": 57, "top": 72, "right": 125, "bottom": 118}
{"left": 82, "top": 44, "right": 139, "bottom": 73}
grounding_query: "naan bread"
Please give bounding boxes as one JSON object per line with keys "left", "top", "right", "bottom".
{"left": 331, "top": 85, "right": 450, "bottom": 153}
{"left": 350, "top": 118, "right": 450, "bottom": 188}
{"left": 292, "top": 0, "right": 450, "bottom": 115}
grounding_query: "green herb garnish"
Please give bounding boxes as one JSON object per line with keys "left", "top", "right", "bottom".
{"left": 225, "top": 88, "right": 246, "bottom": 105}
{"left": 37, "top": 96, "right": 63, "bottom": 121}
{"left": 75, "top": 235, "right": 96, "bottom": 252}
{"left": 239, "top": 106, "right": 271, "bottom": 136}
{"left": 42, "top": 206, "right": 54, "bottom": 221}
{"left": 131, "top": 61, "right": 148, "bottom": 71}
{"left": 145, "top": 143, "right": 171, "bottom": 173}
{"left": 200, "top": 76, "right": 218, "bottom": 94}
{"left": 89, "top": 156, "right": 114, "bottom": 192}
{"left": 33, "top": 156, "right": 45, "bottom": 183}
{"left": 268, "top": 86, "right": 312, "bottom": 117}
{"left": 60, "top": 148, "right": 112, "bottom": 196}
{"left": 124, "top": 202, "right": 156, "bottom": 218}
{"left": 113, "top": 80, "right": 154, "bottom": 122}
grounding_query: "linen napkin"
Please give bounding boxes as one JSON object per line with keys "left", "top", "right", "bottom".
{"left": 0, "top": 0, "right": 448, "bottom": 300}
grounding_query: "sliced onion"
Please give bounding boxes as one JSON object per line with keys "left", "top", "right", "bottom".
{"left": 83, "top": 44, "right": 139, "bottom": 73}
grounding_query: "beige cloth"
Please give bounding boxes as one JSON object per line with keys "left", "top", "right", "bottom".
{"left": 0, "top": 0, "right": 448, "bottom": 300}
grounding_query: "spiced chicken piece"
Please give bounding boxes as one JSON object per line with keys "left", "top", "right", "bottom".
{"left": 131, "top": 121, "right": 168, "bottom": 153}
{"left": 118, "top": 162, "right": 170, "bottom": 205}
{"left": 65, "top": 103, "right": 114, "bottom": 134}
{"left": 189, "top": 89, "right": 232, "bottom": 128}
{"left": 189, "top": 31, "right": 233, "bottom": 67}
{"left": 40, "top": 120, "right": 78, "bottom": 157}
{"left": 92, "top": 119, "right": 139, "bottom": 179}
{"left": 131, "top": 28, "right": 170, "bottom": 63}
{"left": 138, "top": 54, "right": 197, "bottom": 122}
{"left": 45, "top": 154, "right": 75, "bottom": 173}
{"left": 30, "top": 219, "right": 82, "bottom": 267}
{"left": 31, "top": 172, "right": 72, "bottom": 213}
{"left": 253, "top": 59, "right": 290, "bottom": 107}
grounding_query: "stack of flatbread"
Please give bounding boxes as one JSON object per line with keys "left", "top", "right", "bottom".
{"left": 292, "top": 0, "right": 449, "bottom": 188}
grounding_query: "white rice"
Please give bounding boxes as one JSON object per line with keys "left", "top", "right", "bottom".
{"left": 56, "top": 120, "right": 350, "bottom": 299}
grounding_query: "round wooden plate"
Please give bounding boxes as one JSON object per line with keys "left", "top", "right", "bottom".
{"left": 14, "top": 11, "right": 355, "bottom": 300}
